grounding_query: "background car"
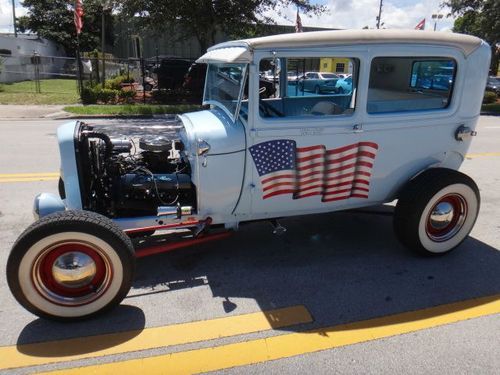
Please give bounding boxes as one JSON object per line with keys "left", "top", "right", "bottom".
{"left": 335, "top": 76, "right": 353, "bottom": 93}
{"left": 154, "top": 58, "right": 192, "bottom": 89}
{"left": 486, "top": 76, "right": 500, "bottom": 95}
{"left": 298, "top": 72, "right": 339, "bottom": 94}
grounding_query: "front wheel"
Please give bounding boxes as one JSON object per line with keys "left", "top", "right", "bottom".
{"left": 394, "top": 169, "right": 480, "bottom": 255}
{"left": 7, "top": 211, "right": 135, "bottom": 321}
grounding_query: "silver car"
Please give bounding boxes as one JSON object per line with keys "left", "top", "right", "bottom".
{"left": 298, "top": 71, "right": 339, "bottom": 94}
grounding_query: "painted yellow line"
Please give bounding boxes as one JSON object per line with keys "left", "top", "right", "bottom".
{"left": 0, "top": 305, "right": 311, "bottom": 371}
{"left": 0, "top": 177, "right": 59, "bottom": 183}
{"left": 0, "top": 172, "right": 59, "bottom": 177}
{"left": 42, "top": 294, "right": 500, "bottom": 375}
{"left": 0, "top": 172, "right": 60, "bottom": 183}
{"left": 465, "top": 152, "right": 500, "bottom": 159}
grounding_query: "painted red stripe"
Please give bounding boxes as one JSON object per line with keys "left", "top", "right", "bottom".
{"left": 297, "top": 153, "right": 325, "bottom": 163}
{"left": 323, "top": 188, "right": 352, "bottom": 196}
{"left": 326, "top": 151, "right": 376, "bottom": 165}
{"left": 297, "top": 184, "right": 323, "bottom": 194}
{"left": 297, "top": 145, "right": 325, "bottom": 153}
{"left": 261, "top": 173, "right": 295, "bottom": 185}
{"left": 325, "top": 160, "right": 373, "bottom": 173}
{"left": 359, "top": 141, "right": 379, "bottom": 150}
{"left": 297, "top": 161, "right": 325, "bottom": 171}
{"left": 297, "top": 169, "right": 325, "bottom": 179}
{"left": 263, "top": 189, "right": 296, "bottom": 199}
{"left": 294, "top": 191, "right": 322, "bottom": 199}
{"left": 351, "top": 193, "right": 369, "bottom": 198}
{"left": 263, "top": 181, "right": 296, "bottom": 192}
{"left": 325, "top": 143, "right": 360, "bottom": 155}
{"left": 324, "top": 179, "right": 370, "bottom": 190}
{"left": 297, "top": 176, "right": 322, "bottom": 185}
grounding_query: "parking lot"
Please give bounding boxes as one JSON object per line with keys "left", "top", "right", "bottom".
{"left": 0, "top": 115, "right": 499, "bottom": 374}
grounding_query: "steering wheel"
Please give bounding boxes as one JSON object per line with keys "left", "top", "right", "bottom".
{"left": 259, "top": 100, "right": 285, "bottom": 117}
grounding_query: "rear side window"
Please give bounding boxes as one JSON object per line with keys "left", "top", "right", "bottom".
{"left": 367, "top": 57, "right": 456, "bottom": 114}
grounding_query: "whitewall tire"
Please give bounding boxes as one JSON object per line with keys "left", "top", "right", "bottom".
{"left": 7, "top": 211, "right": 135, "bottom": 321}
{"left": 394, "top": 169, "right": 480, "bottom": 255}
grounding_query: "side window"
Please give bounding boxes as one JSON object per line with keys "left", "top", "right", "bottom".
{"left": 367, "top": 57, "right": 456, "bottom": 114}
{"left": 259, "top": 57, "right": 359, "bottom": 119}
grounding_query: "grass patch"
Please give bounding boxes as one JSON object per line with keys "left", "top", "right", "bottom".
{"left": 0, "top": 79, "right": 80, "bottom": 105}
{"left": 481, "top": 102, "right": 500, "bottom": 114}
{"left": 63, "top": 104, "right": 202, "bottom": 116}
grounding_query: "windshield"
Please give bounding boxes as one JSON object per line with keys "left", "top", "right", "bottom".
{"left": 320, "top": 73, "right": 337, "bottom": 79}
{"left": 204, "top": 63, "right": 248, "bottom": 120}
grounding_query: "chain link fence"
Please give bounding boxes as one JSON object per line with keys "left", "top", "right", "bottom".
{"left": 0, "top": 52, "right": 201, "bottom": 105}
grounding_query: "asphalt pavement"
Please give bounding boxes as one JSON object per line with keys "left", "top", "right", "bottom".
{"left": 0, "top": 116, "right": 499, "bottom": 374}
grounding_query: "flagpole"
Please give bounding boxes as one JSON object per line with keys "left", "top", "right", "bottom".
{"left": 76, "top": 34, "right": 84, "bottom": 95}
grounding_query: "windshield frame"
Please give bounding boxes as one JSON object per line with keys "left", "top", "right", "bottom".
{"left": 203, "top": 62, "right": 249, "bottom": 122}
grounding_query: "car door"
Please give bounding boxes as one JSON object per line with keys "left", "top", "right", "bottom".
{"left": 357, "top": 50, "right": 468, "bottom": 204}
{"left": 241, "top": 54, "right": 375, "bottom": 220}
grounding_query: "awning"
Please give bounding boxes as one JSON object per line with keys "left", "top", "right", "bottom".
{"left": 196, "top": 46, "right": 252, "bottom": 64}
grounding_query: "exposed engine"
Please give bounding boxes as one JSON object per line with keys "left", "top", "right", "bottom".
{"left": 74, "top": 121, "right": 196, "bottom": 217}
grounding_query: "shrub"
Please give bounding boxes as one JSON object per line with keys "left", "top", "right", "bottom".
{"left": 81, "top": 86, "right": 99, "bottom": 104}
{"left": 97, "top": 88, "right": 119, "bottom": 104}
{"left": 119, "top": 89, "right": 136, "bottom": 102}
{"left": 105, "top": 75, "right": 135, "bottom": 90}
{"left": 483, "top": 91, "right": 497, "bottom": 104}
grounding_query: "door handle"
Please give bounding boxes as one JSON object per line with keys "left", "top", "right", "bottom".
{"left": 353, "top": 124, "right": 363, "bottom": 133}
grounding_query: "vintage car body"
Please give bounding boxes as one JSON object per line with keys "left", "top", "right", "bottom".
{"left": 7, "top": 30, "right": 491, "bottom": 320}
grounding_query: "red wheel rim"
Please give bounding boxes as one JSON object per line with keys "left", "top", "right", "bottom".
{"left": 425, "top": 194, "right": 467, "bottom": 242}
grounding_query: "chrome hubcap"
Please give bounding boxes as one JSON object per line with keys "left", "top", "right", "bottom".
{"left": 426, "top": 194, "right": 467, "bottom": 242}
{"left": 32, "top": 242, "right": 112, "bottom": 306}
{"left": 52, "top": 252, "right": 97, "bottom": 289}
{"left": 429, "top": 202, "right": 455, "bottom": 230}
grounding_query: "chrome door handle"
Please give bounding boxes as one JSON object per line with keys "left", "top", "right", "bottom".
{"left": 353, "top": 124, "right": 363, "bottom": 133}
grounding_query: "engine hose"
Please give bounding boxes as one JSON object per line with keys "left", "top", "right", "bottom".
{"left": 82, "top": 131, "right": 114, "bottom": 159}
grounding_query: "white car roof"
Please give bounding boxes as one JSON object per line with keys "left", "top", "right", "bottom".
{"left": 197, "top": 29, "right": 483, "bottom": 63}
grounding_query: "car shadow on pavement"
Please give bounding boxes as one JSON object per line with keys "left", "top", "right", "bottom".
{"left": 15, "top": 305, "right": 146, "bottom": 354}
{"left": 133, "top": 207, "right": 500, "bottom": 330}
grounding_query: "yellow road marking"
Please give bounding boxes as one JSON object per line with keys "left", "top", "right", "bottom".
{"left": 466, "top": 152, "right": 500, "bottom": 158}
{"left": 0, "top": 177, "right": 59, "bottom": 183}
{"left": 0, "top": 172, "right": 59, "bottom": 183}
{"left": 0, "top": 305, "right": 311, "bottom": 371}
{"left": 42, "top": 294, "right": 500, "bottom": 375}
{"left": 0, "top": 172, "right": 59, "bottom": 177}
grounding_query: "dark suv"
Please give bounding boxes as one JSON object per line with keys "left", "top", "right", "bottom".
{"left": 155, "top": 58, "right": 192, "bottom": 90}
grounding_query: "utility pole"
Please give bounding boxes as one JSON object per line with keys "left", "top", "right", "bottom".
{"left": 376, "top": 0, "right": 383, "bottom": 29}
{"left": 11, "top": 0, "right": 17, "bottom": 37}
{"left": 101, "top": 10, "right": 106, "bottom": 87}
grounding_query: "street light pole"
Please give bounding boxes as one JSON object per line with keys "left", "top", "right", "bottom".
{"left": 432, "top": 13, "right": 443, "bottom": 31}
{"left": 11, "top": 0, "right": 17, "bottom": 37}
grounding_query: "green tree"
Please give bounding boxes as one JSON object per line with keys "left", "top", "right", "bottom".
{"left": 18, "top": 0, "right": 114, "bottom": 55}
{"left": 118, "top": 0, "right": 326, "bottom": 53}
{"left": 443, "top": 0, "right": 499, "bottom": 74}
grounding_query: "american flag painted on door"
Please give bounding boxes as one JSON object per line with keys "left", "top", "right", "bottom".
{"left": 249, "top": 140, "right": 379, "bottom": 202}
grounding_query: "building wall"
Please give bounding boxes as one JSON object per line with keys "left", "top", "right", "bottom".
{"left": 319, "top": 58, "right": 353, "bottom": 74}
{"left": 112, "top": 22, "right": 335, "bottom": 60}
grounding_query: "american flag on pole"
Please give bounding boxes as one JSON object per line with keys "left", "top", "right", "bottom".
{"left": 74, "top": 0, "right": 84, "bottom": 35}
{"left": 295, "top": 10, "right": 303, "bottom": 33}
{"left": 250, "top": 140, "right": 379, "bottom": 202}
{"left": 415, "top": 18, "right": 425, "bottom": 30}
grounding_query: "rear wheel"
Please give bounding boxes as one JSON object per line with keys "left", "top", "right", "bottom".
{"left": 7, "top": 211, "right": 135, "bottom": 321}
{"left": 394, "top": 169, "right": 480, "bottom": 255}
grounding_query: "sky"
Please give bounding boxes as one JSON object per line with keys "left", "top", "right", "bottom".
{"left": 0, "top": 0, "right": 455, "bottom": 34}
